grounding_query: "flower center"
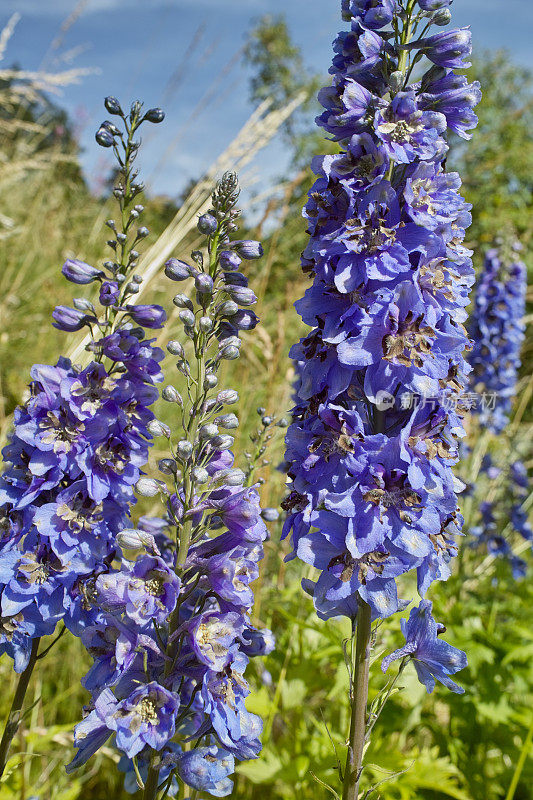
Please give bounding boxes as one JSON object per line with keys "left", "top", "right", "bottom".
{"left": 383, "top": 311, "right": 435, "bottom": 367}
{"left": 137, "top": 697, "right": 159, "bottom": 725}
{"left": 345, "top": 216, "right": 396, "bottom": 254}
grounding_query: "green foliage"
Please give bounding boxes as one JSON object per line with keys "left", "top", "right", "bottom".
{"left": 448, "top": 51, "right": 533, "bottom": 263}
{"left": 244, "top": 14, "right": 324, "bottom": 163}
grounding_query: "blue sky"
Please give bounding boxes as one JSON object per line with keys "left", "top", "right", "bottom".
{"left": 4, "top": 0, "right": 533, "bottom": 200}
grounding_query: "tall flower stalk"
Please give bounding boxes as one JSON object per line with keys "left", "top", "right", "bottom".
{"left": 468, "top": 240, "right": 527, "bottom": 434}
{"left": 0, "top": 97, "right": 166, "bottom": 774}
{"left": 470, "top": 456, "right": 532, "bottom": 578}
{"left": 66, "top": 173, "right": 275, "bottom": 800}
{"left": 282, "top": 1, "right": 479, "bottom": 796}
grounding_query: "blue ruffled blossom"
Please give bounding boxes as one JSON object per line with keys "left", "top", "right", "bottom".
{"left": 381, "top": 599, "right": 467, "bottom": 693}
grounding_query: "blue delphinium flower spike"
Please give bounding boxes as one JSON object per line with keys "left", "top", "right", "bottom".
{"left": 67, "top": 173, "right": 275, "bottom": 798}
{"left": 282, "top": 0, "right": 479, "bottom": 624}
{"left": 468, "top": 241, "right": 526, "bottom": 434}
{"left": 0, "top": 100, "right": 166, "bottom": 675}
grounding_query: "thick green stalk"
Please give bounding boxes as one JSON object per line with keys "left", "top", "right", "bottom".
{"left": 342, "top": 603, "right": 372, "bottom": 800}
{"left": 142, "top": 762, "right": 161, "bottom": 800}
{"left": 0, "top": 637, "right": 40, "bottom": 777}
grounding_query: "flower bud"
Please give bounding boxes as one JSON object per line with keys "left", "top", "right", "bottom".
{"left": 211, "top": 468, "right": 245, "bottom": 487}
{"left": 167, "top": 340, "right": 184, "bottom": 356}
{"left": 104, "top": 96, "right": 122, "bottom": 115}
{"left": 95, "top": 127, "right": 114, "bottom": 147}
{"left": 62, "top": 258, "right": 103, "bottom": 284}
{"left": 116, "top": 529, "right": 158, "bottom": 551}
{"left": 261, "top": 508, "right": 279, "bottom": 522}
{"left": 125, "top": 304, "right": 167, "bottom": 329}
{"left": 388, "top": 70, "right": 404, "bottom": 94}
{"left": 173, "top": 294, "right": 193, "bottom": 310}
{"left": 199, "top": 316, "right": 214, "bottom": 332}
{"left": 417, "top": 28, "right": 472, "bottom": 69}
{"left": 219, "top": 250, "right": 242, "bottom": 270}
{"left": 204, "top": 373, "right": 218, "bottom": 389}
{"left": 195, "top": 273, "right": 213, "bottom": 294}
{"left": 179, "top": 309, "right": 195, "bottom": 327}
{"left": 165, "top": 258, "right": 191, "bottom": 281}
{"left": 218, "top": 345, "right": 240, "bottom": 361}
{"left": 148, "top": 419, "right": 171, "bottom": 438}
{"left": 218, "top": 300, "right": 239, "bottom": 317}
{"left": 199, "top": 423, "right": 219, "bottom": 440}
{"left": 162, "top": 385, "right": 182, "bottom": 404}
{"left": 52, "top": 305, "right": 94, "bottom": 332}
{"left": 232, "top": 310, "right": 259, "bottom": 331}
{"left": 136, "top": 226, "right": 149, "bottom": 239}
{"left": 216, "top": 389, "right": 239, "bottom": 405}
{"left": 418, "top": 0, "right": 451, "bottom": 8}
{"left": 226, "top": 468, "right": 246, "bottom": 486}
{"left": 176, "top": 440, "right": 193, "bottom": 459}
{"left": 73, "top": 298, "right": 95, "bottom": 312}
{"left": 219, "top": 335, "right": 241, "bottom": 349}
{"left": 214, "top": 413, "right": 239, "bottom": 429}
{"left": 262, "top": 415, "right": 273, "bottom": 427}
{"left": 224, "top": 285, "right": 257, "bottom": 306}
{"left": 233, "top": 240, "right": 264, "bottom": 259}
{"left": 191, "top": 467, "right": 209, "bottom": 484}
{"left": 158, "top": 458, "right": 178, "bottom": 475}
{"left": 433, "top": 8, "right": 452, "bottom": 25}
{"left": 197, "top": 213, "right": 218, "bottom": 235}
{"left": 211, "top": 434, "right": 234, "bottom": 450}
{"left": 144, "top": 107, "right": 165, "bottom": 123}
{"left": 136, "top": 477, "right": 165, "bottom": 497}
{"left": 219, "top": 345, "right": 240, "bottom": 360}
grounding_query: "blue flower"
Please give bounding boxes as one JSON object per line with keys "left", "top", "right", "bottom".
{"left": 96, "top": 555, "right": 180, "bottom": 627}
{"left": 106, "top": 682, "right": 180, "bottom": 758}
{"left": 62, "top": 259, "right": 104, "bottom": 284}
{"left": 176, "top": 746, "right": 234, "bottom": 797}
{"left": 381, "top": 599, "right": 467, "bottom": 693}
{"left": 283, "top": 0, "right": 479, "bottom": 622}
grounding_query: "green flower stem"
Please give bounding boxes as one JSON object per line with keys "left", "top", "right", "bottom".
{"left": 504, "top": 712, "right": 533, "bottom": 800}
{"left": 0, "top": 637, "right": 40, "bottom": 777}
{"left": 342, "top": 602, "right": 372, "bottom": 800}
{"left": 142, "top": 761, "right": 161, "bottom": 800}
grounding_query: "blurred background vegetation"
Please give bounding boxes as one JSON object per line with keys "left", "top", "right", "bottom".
{"left": 0, "top": 12, "right": 532, "bottom": 800}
